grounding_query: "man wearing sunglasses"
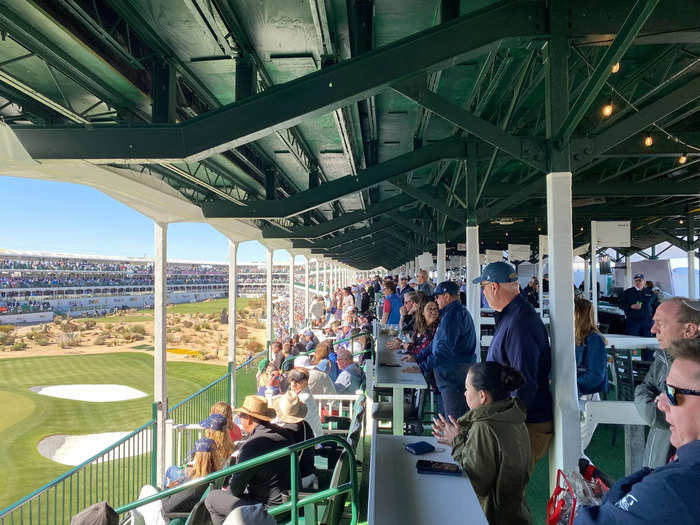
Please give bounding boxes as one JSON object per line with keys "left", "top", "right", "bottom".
{"left": 634, "top": 297, "right": 699, "bottom": 468}
{"left": 575, "top": 338, "right": 700, "bottom": 524}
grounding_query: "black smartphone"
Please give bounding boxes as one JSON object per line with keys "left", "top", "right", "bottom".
{"left": 416, "top": 460, "right": 462, "bottom": 476}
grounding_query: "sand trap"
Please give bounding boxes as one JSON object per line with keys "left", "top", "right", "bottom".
{"left": 38, "top": 431, "right": 152, "bottom": 466}
{"left": 29, "top": 384, "right": 147, "bottom": 402}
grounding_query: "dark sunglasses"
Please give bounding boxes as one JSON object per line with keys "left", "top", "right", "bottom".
{"left": 664, "top": 381, "right": 700, "bottom": 406}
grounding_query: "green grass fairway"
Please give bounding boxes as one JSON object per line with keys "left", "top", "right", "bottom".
{"left": 0, "top": 352, "right": 258, "bottom": 509}
{"left": 91, "top": 297, "right": 260, "bottom": 322}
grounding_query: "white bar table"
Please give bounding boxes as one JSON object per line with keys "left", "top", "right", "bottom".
{"left": 368, "top": 428, "right": 487, "bottom": 525}
{"left": 375, "top": 332, "right": 427, "bottom": 435}
{"left": 605, "top": 334, "right": 659, "bottom": 350}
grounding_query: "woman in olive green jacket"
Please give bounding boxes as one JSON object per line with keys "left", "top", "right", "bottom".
{"left": 433, "top": 362, "right": 532, "bottom": 525}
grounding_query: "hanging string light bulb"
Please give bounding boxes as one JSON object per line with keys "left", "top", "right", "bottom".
{"left": 679, "top": 154, "right": 688, "bottom": 164}
{"left": 602, "top": 97, "right": 614, "bottom": 117}
{"left": 644, "top": 133, "right": 653, "bottom": 147}
{"left": 611, "top": 62, "right": 621, "bottom": 74}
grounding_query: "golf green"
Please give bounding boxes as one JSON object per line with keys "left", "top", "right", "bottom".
{"left": 0, "top": 352, "right": 257, "bottom": 509}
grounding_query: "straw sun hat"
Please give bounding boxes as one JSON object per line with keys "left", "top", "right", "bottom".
{"left": 233, "top": 395, "right": 277, "bottom": 421}
{"left": 272, "top": 391, "right": 308, "bottom": 424}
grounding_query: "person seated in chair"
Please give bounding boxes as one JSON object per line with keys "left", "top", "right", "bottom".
{"left": 272, "top": 390, "right": 317, "bottom": 489}
{"left": 205, "top": 396, "right": 293, "bottom": 525}
{"left": 575, "top": 338, "right": 700, "bottom": 524}
{"left": 334, "top": 348, "right": 365, "bottom": 394}
{"left": 133, "top": 438, "right": 220, "bottom": 525}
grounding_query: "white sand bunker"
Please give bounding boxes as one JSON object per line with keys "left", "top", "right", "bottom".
{"left": 38, "top": 431, "right": 152, "bottom": 466}
{"left": 30, "top": 384, "right": 147, "bottom": 402}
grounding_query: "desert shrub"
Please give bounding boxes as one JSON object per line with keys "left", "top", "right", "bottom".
{"left": 58, "top": 331, "right": 81, "bottom": 348}
{"left": 0, "top": 333, "right": 16, "bottom": 346}
{"left": 10, "top": 341, "right": 27, "bottom": 351}
{"left": 193, "top": 323, "right": 202, "bottom": 332}
{"left": 237, "top": 326, "right": 249, "bottom": 339}
{"left": 95, "top": 333, "right": 109, "bottom": 345}
{"left": 253, "top": 321, "right": 265, "bottom": 330}
{"left": 130, "top": 324, "right": 146, "bottom": 335}
{"left": 182, "top": 320, "right": 193, "bottom": 328}
{"left": 0, "top": 325, "right": 15, "bottom": 334}
{"left": 53, "top": 315, "right": 63, "bottom": 324}
{"left": 131, "top": 332, "right": 145, "bottom": 341}
{"left": 35, "top": 335, "right": 49, "bottom": 346}
{"left": 246, "top": 340, "right": 263, "bottom": 352}
{"left": 83, "top": 319, "right": 97, "bottom": 330}
{"left": 201, "top": 322, "right": 211, "bottom": 330}
{"left": 61, "top": 321, "right": 79, "bottom": 333}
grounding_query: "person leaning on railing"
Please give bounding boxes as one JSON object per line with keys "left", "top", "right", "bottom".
{"left": 132, "top": 437, "right": 220, "bottom": 525}
{"left": 204, "top": 396, "right": 294, "bottom": 525}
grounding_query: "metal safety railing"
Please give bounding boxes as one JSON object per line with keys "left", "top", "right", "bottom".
{"left": 0, "top": 417, "right": 156, "bottom": 525}
{"left": 116, "top": 434, "right": 359, "bottom": 525}
{"left": 0, "top": 349, "right": 269, "bottom": 525}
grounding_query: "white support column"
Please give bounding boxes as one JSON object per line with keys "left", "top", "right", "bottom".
{"left": 414, "top": 255, "right": 420, "bottom": 276}
{"left": 228, "top": 241, "right": 238, "bottom": 406}
{"left": 689, "top": 250, "right": 697, "bottom": 299}
{"left": 305, "top": 257, "right": 310, "bottom": 323}
{"left": 583, "top": 257, "right": 590, "bottom": 300}
{"left": 591, "top": 221, "right": 599, "bottom": 324}
{"left": 315, "top": 259, "right": 320, "bottom": 295}
{"left": 465, "top": 226, "right": 481, "bottom": 361}
{"left": 625, "top": 253, "right": 633, "bottom": 290}
{"left": 288, "top": 252, "right": 295, "bottom": 334}
{"left": 437, "top": 243, "right": 446, "bottom": 283}
{"left": 546, "top": 172, "right": 581, "bottom": 483}
{"left": 153, "top": 222, "right": 168, "bottom": 486}
{"left": 266, "top": 247, "right": 274, "bottom": 344}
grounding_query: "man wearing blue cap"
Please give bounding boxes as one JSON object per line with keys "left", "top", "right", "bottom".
{"left": 414, "top": 280, "right": 477, "bottom": 418}
{"left": 474, "top": 261, "right": 553, "bottom": 471}
{"left": 620, "top": 274, "right": 658, "bottom": 338}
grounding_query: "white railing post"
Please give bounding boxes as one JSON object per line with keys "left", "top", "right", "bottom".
{"left": 229, "top": 241, "right": 238, "bottom": 405}
{"left": 154, "top": 222, "right": 168, "bottom": 486}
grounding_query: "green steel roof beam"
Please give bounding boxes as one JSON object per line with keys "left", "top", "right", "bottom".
{"left": 555, "top": 0, "right": 660, "bottom": 144}
{"left": 386, "top": 179, "right": 465, "bottom": 224}
{"left": 201, "top": 138, "right": 466, "bottom": 219}
{"left": 392, "top": 81, "right": 548, "bottom": 172}
{"left": 13, "top": 0, "right": 548, "bottom": 162}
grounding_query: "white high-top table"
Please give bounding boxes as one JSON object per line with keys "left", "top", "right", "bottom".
{"left": 368, "top": 427, "right": 487, "bottom": 525}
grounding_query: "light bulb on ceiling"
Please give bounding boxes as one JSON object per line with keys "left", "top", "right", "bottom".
{"left": 644, "top": 134, "right": 653, "bottom": 147}
{"left": 602, "top": 99, "right": 614, "bottom": 117}
{"left": 611, "top": 62, "right": 620, "bottom": 74}
{"left": 680, "top": 219, "right": 684, "bottom": 225}
{"left": 679, "top": 154, "right": 688, "bottom": 164}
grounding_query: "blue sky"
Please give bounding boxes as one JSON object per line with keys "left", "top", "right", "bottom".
{"left": 0, "top": 176, "right": 298, "bottom": 263}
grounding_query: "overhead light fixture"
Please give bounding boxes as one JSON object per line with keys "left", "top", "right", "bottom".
{"left": 644, "top": 133, "right": 653, "bottom": 147}
{"left": 602, "top": 99, "right": 613, "bottom": 117}
{"left": 680, "top": 219, "right": 684, "bottom": 225}
{"left": 679, "top": 154, "right": 688, "bottom": 164}
{"left": 611, "top": 62, "right": 620, "bottom": 74}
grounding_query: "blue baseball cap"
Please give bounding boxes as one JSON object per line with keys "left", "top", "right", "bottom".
{"left": 633, "top": 274, "right": 644, "bottom": 280}
{"left": 199, "top": 413, "right": 227, "bottom": 431}
{"left": 193, "top": 437, "right": 215, "bottom": 453}
{"left": 472, "top": 262, "right": 518, "bottom": 284}
{"left": 433, "top": 281, "right": 460, "bottom": 296}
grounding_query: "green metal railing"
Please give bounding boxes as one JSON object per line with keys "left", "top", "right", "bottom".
{"left": 116, "top": 434, "right": 359, "bottom": 525}
{"left": 0, "top": 417, "right": 156, "bottom": 525}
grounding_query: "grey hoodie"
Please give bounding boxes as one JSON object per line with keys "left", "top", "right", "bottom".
{"left": 633, "top": 348, "right": 673, "bottom": 468}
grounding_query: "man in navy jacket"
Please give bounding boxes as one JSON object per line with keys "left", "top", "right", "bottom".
{"left": 575, "top": 338, "right": 700, "bottom": 524}
{"left": 417, "top": 280, "right": 477, "bottom": 419}
{"left": 474, "top": 262, "right": 553, "bottom": 472}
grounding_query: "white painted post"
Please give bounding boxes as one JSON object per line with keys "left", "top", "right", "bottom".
{"left": 437, "top": 243, "right": 446, "bottom": 283}
{"left": 689, "top": 250, "right": 697, "bottom": 299}
{"left": 465, "top": 226, "right": 481, "bottom": 362}
{"left": 584, "top": 257, "right": 590, "bottom": 300}
{"left": 266, "top": 247, "right": 274, "bottom": 344}
{"left": 153, "top": 222, "right": 168, "bottom": 486}
{"left": 288, "top": 252, "right": 295, "bottom": 334}
{"left": 305, "top": 256, "right": 310, "bottom": 323}
{"left": 591, "top": 221, "right": 599, "bottom": 324}
{"left": 315, "top": 259, "right": 320, "bottom": 295}
{"left": 228, "top": 240, "right": 238, "bottom": 406}
{"left": 625, "top": 253, "right": 633, "bottom": 290}
{"left": 546, "top": 172, "right": 581, "bottom": 485}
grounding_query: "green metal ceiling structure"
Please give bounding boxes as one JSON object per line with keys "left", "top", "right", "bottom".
{"left": 1, "top": 0, "right": 699, "bottom": 270}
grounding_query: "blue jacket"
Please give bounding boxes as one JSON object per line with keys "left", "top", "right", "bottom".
{"left": 620, "top": 286, "right": 657, "bottom": 323}
{"left": 422, "top": 300, "right": 476, "bottom": 372}
{"left": 384, "top": 293, "right": 403, "bottom": 324}
{"left": 575, "top": 332, "right": 609, "bottom": 396}
{"left": 486, "top": 294, "right": 553, "bottom": 423}
{"left": 574, "top": 440, "right": 700, "bottom": 524}
{"left": 397, "top": 285, "right": 412, "bottom": 298}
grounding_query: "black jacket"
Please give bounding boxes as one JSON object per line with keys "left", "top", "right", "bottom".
{"left": 279, "top": 421, "right": 315, "bottom": 479}
{"left": 229, "top": 423, "right": 293, "bottom": 507}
